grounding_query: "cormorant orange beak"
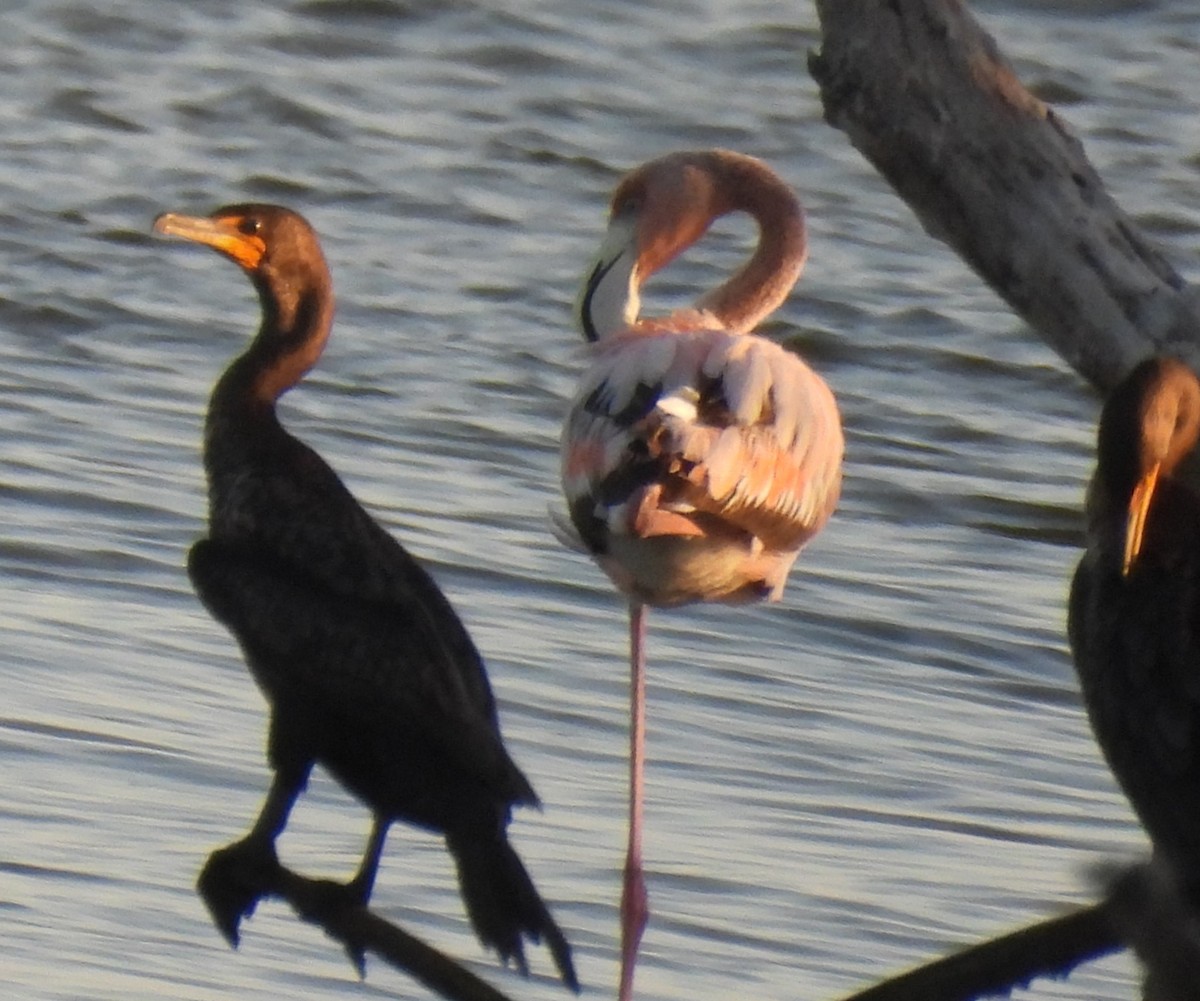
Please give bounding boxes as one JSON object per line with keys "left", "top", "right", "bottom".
{"left": 154, "top": 212, "right": 267, "bottom": 271}
{"left": 1123, "top": 461, "right": 1160, "bottom": 576}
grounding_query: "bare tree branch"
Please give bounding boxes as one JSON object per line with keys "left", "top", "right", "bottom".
{"left": 834, "top": 899, "right": 1120, "bottom": 1001}
{"left": 805, "top": 2, "right": 1200, "bottom": 996}
{"left": 809, "top": 0, "right": 1200, "bottom": 393}
{"left": 197, "top": 841, "right": 520, "bottom": 1001}
{"left": 843, "top": 862, "right": 1200, "bottom": 1000}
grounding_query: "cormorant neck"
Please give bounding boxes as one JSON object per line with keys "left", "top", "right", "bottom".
{"left": 203, "top": 277, "right": 335, "bottom": 475}
{"left": 218, "top": 275, "right": 335, "bottom": 408}
{"left": 254, "top": 273, "right": 335, "bottom": 402}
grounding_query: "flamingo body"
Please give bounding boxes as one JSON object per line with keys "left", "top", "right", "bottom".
{"left": 562, "top": 324, "right": 842, "bottom": 606}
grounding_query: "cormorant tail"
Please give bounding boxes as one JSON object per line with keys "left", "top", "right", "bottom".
{"left": 445, "top": 829, "right": 578, "bottom": 993}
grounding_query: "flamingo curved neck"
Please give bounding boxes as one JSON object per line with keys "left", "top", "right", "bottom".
{"left": 693, "top": 167, "right": 807, "bottom": 334}
{"left": 583, "top": 154, "right": 808, "bottom": 341}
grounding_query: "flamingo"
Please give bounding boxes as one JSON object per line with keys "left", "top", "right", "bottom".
{"left": 556, "top": 149, "right": 844, "bottom": 999}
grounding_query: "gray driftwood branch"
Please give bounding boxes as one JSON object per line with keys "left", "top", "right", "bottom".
{"left": 809, "top": 0, "right": 1200, "bottom": 394}
{"left": 807, "top": 1, "right": 1200, "bottom": 997}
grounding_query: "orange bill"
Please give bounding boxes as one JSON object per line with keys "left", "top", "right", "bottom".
{"left": 153, "top": 212, "right": 266, "bottom": 270}
{"left": 1123, "top": 462, "right": 1160, "bottom": 576}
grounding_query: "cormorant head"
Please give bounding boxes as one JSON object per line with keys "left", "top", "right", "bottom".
{"left": 1097, "top": 355, "right": 1200, "bottom": 574}
{"left": 154, "top": 203, "right": 330, "bottom": 300}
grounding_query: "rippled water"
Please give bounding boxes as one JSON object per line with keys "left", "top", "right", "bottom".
{"left": 4, "top": 1, "right": 1200, "bottom": 998}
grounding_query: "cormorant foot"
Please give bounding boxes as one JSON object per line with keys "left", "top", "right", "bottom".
{"left": 295, "top": 876, "right": 374, "bottom": 978}
{"left": 196, "top": 836, "right": 281, "bottom": 947}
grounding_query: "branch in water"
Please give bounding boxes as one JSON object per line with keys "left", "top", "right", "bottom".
{"left": 809, "top": 0, "right": 1200, "bottom": 393}
{"left": 197, "top": 841, "right": 518, "bottom": 1001}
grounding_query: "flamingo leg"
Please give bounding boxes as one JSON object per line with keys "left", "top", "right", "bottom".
{"left": 619, "top": 600, "right": 649, "bottom": 1001}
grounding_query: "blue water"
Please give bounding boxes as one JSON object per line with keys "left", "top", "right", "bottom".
{"left": 5, "top": 1, "right": 1200, "bottom": 998}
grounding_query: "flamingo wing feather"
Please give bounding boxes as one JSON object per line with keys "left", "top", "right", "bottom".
{"left": 562, "top": 329, "right": 842, "bottom": 555}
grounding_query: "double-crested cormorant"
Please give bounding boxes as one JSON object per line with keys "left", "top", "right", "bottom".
{"left": 1069, "top": 355, "right": 1200, "bottom": 894}
{"left": 154, "top": 204, "right": 576, "bottom": 989}
{"left": 557, "top": 150, "right": 843, "bottom": 1000}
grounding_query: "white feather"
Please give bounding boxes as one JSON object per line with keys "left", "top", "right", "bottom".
{"left": 724, "top": 343, "right": 772, "bottom": 424}
{"left": 655, "top": 386, "right": 699, "bottom": 422}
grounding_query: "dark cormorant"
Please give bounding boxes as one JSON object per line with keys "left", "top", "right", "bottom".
{"left": 154, "top": 204, "right": 576, "bottom": 989}
{"left": 1069, "top": 355, "right": 1200, "bottom": 895}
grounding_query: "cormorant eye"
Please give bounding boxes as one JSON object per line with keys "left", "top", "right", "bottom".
{"left": 237, "top": 217, "right": 262, "bottom": 236}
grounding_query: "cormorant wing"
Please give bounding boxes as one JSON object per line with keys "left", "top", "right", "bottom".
{"left": 189, "top": 537, "right": 538, "bottom": 809}
{"left": 213, "top": 436, "right": 503, "bottom": 727}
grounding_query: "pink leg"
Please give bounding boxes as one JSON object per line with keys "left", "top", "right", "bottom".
{"left": 619, "top": 601, "right": 649, "bottom": 1001}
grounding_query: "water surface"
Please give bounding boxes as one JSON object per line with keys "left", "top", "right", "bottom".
{"left": 4, "top": 1, "right": 1200, "bottom": 998}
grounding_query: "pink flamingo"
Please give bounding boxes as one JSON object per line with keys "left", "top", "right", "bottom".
{"left": 557, "top": 149, "right": 844, "bottom": 999}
